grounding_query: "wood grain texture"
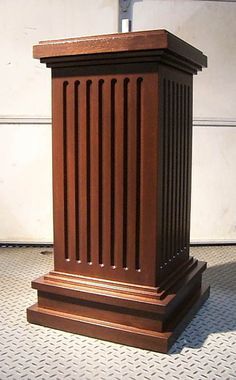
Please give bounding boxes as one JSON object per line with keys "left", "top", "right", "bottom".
{"left": 27, "top": 283, "right": 210, "bottom": 354}
{"left": 28, "top": 30, "right": 209, "bottom": 353}
{"left": 33, "top": 30, "right": 207, "bottom": 69}
{"left": 52, "top": 70, "right": 158, "bottom": 285}
{"left": 156, "top": 66, "right": 193, "bottom": 281}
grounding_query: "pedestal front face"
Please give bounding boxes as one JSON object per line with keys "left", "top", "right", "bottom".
{"left": 52, "top": 64, "right": 159, "bottom": 286}
{"left": 27, "top": 30, "right": 209, "bottom": 353}
{"left": 52, "top": 63, "right": 193, "bottom": 286}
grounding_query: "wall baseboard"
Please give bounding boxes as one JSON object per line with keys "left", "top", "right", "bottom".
{"left": 191, "top": 242, "right": 236, "bottom": 247}
{"left": 193, "top": 117, "right": 236, "bottom": 127}
{"left": 0, "top": 241, "right": 235, "bottom": 249}
{"left": 191, "top": 239, "right": 236, "bottom": 245}
{"left": 0, "top": 242, "right": 53, "bottom": 248}
{"left": 0, "top": 116, "right": 51, "bottom": 124}
{"left": 0, "top": 116, "right": 236, "bottom": 127}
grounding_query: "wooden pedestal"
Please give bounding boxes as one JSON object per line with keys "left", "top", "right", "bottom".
{"left": 27, "top": 30, "right": 209, "bottom": 353}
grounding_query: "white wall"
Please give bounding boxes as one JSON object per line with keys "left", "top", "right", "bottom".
{"left": 132, "top": 0, "right": 236, "bottom": 243}
{"left": 0, "top": 0, "right": 117, "bottom": 243}
{"left": 132, "top": 0, "right": 236, "bottom": 119}
{"left": 0, "top": 0, "right": 118, "bottom": 117}
{"left": 0, "top": 121, "right": 52, "bottom": 242}
{"left": 0, "top": 0, "right": 235, "bottom": 243}
{"left": 192, "top": 122, "right": 236, "bottom": 243}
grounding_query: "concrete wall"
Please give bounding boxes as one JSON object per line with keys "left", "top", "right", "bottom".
{"left": 0, "top": 0, "right": 235, "bottom": 243}
{"left": 0, "top": 120, "right": 52, "bottom": 242}
{"left": 132, "top": 0, "right": 236, "bottom": 243}
{"left": 0, "top": 0, "right": 117, "bottom": 243}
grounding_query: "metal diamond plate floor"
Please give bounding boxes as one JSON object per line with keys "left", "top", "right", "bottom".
{"left": 0, "top": 246, "right": 236, "bottom": 380}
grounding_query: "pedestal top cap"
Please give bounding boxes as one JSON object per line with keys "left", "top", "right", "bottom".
{"left": 33, "top": 29, "right": 207, "bottom": 68}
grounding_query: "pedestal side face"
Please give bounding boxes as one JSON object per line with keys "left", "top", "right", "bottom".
{"left": 157, "top": 65, "right": 193, "bottom": 281}
{"left": 52, "top": 64, "right": 159, "bottom": 286}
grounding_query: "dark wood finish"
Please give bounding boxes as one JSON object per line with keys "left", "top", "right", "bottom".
{"left": 33, "top": 29, "right": 207, "bottom": 69}
{"left": 28, "top": 284, "right": 209, "bottom": 354}
{"left": 27, "top": 30, "right": 209, "bottom": 353}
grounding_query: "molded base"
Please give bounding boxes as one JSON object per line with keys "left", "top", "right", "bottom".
{"left": 27, "top": 285, "right": 209, "bottom": 353}
{"left": 27, "top": 260, "right": 210, "bottom": 353}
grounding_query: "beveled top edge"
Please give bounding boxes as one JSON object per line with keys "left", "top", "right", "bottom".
{"left": 38, "top": 29, "right": 167, "bottom": 46}
{"left": 33, "top": 29, "right": 207, "bottom": 68}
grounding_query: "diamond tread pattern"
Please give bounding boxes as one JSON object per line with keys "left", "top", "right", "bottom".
{"left": 0, "top": 246, "right": 235, "bottom": 379}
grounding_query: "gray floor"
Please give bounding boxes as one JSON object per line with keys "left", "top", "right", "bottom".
{"left": 0, "top": 246, "right": 236, "bottom": 380}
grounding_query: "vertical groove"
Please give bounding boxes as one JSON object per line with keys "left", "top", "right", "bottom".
{"left": 171, "top": 81, "right": 176, "bottom": 261}
{"left": 181, "top": 85, "right": 187, "bottom": 250}
{"left": 74, "top": 80, "right": 80, "bottom": 261}
{"left": 161, "top": 79, "right": 165, "bottom": 267}
{"left": 181, "top": 85, "right": 185, "bottom": 252}
{"left": 169, "top": 80, "right": 172, "bottom": 262}
{"left": 183, "top": 85, "right": 187, "bottom": 250}
{"left": 185, "top": 86, "right": 191, "bottom": 249}
{"left": 86, "top": 80, "right": 92, "bottom": 263}
{"left": 161, "top": 78, "right": 166, "bottom": 267}
{"left": 113, "top": 79, "right": 124, "bottom": 269}
{"left": 166, "top": 80, "right": 171, "bottom": 263}
{"left": 135, "top": 77, "right": 142, "bottom": 270}
{"left": 63, "top": 81, "right": 69, "bottom": 260}
{"left": 169, "top": 80, "right": 173, "bottom": 262}
{"left": 179, "top": 83, "right": 182, "bottom": 252}
{"left": 98, "top": 79, "right": 104, "bottom": 265}
{"left": 169, "top": 81, "right": 175, "bottom": 261}
{"left": 123, "top": 78, "right": 129, "bottom": 268}
{"left": 187, "top": 86, "right": 192, "bottom": 249}
{"left": 110, "top": 79, "right": 116, "bottom": 267}
{"left": 179, "top": 84, "right": 183, "bottom": 253}
{"left": 175, "top": 83, "right": 180, "bottom": 258}
{"left": 165, "top": 80, "right": 169, "bottom": 264}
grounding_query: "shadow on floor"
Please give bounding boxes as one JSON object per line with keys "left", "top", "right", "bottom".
{"left": 170, "top": 261, "right": 236, "bottom": 354}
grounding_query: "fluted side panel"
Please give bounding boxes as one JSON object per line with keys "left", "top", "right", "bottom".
{"left": 160, "top": 78, "right": 191, "bottom": 270}
{"left": 52, "top": 73, "right": 158, "bottom": 285}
